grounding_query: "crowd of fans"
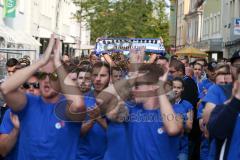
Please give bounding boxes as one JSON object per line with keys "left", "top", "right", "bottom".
{"left": 0, "top": 34, "right": 239, "bottom": 160}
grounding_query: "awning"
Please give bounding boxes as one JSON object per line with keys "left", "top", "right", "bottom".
{"left": 15, "top": 31, "right": 41, "bottom": 46}
{"left": 0, "top": 25, "right": 41, "bottom": 46}
{"left": 175, "top": 47, "right": 208, "bottom": 58}
{"left": 0, "top": 25, "right": 16, "bottom": 43}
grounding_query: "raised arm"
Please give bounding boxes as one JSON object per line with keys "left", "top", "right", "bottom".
{"left": 148, "top": 53, "right": 157, "bottom": 63}
{"left": 158, "top": 94, "right": 183, "bottom": 135}
{"left": 103, "top": 54, "right": 115, "bottom": 67}
{"left": 0, "top": 35, "right": 55, "bottom": 112}
{"left": 53, "top": 39, "right": 86, "bottom": 122}
{"left": 158, "top": 71, "right": 183, "bottom": 136}
{"left": 202, "top": 102, "right": 216, "bottom": 125}
{"left": 96, "top": 48, "right": 144, "bottom": 115}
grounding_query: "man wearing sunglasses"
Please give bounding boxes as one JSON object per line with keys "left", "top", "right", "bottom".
{"left": 0, "top": 59, "right": 21, "bottom": 122}
{"left": 0, "top": 34, "right": 86, "bottom": 160}
{"left": 21, "top": 73, "right": 40, "bottom": 96}
{"left": 0, "top": 73, "right": 40, "bottom": 158}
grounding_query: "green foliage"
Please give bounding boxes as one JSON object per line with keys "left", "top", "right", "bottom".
{"left": 73, "top": 0, "right": 170, "bottom": 46}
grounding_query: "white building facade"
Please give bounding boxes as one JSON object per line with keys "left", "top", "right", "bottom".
{"left": 0, "top": 0, "right": 90, "bottom": 79}
{"left": 184, "top": 0, "right": 203, "bottom": 46}
{"left": 222, "top": 0, "right": 240, "bottom": 57}
{"left": 176, "top": 0, "right": 190, "bottom": 48}
{"left": 0, "top": 0, "right": 90, "bottom": 60}
{"left": 197, "top": 0, "right": 223, "bottom": 60}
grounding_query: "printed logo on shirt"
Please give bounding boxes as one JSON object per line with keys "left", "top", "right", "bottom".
{"left": 55, "top": 121, "right": 65, "bottom": 129}
{"left": 157, "top": 128, "right": 164, "bottom": 134}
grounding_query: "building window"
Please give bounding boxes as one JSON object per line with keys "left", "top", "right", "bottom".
{"left": 212, "top": 17, "right": 214, "bottom": 35}
{"left": 41, "top": 0, "right": 52, "bottom": 17}
{"left": 230, "top": 0, "right": 235, "bottom": 19}
{"left": 178, "top": 2, "right": 180, "bottom": 17}
{"left": 207, "top": 18, "right": 209, "bottom": 36}
{"left": 195, "top": 20, "right": 198, "bottom": 42}
{"left": 191, "top": 0, "right": 194, "bottom": 11}
{"left": 214, "top": 16, "right": 218, "bottom": 33}
{"left": 181, "top": 3, "right": 183, "bottom": 16}
{"left": 230, "top": 1, "right": 232, "bottom": 19}
{"left": 239, "top": 0, "right": 240, "bottom": 17}
{"left": 205, "top": 19, "right": 207, "bottom": 36}
{"left": 213, "top": 16, "right": 215, "bottom": 34}
{"left": 18, "top": 0, "right": 24, "bottom": 13}
{"left": 203, "top": 20, "right": 205, "bottom": 36}
{"left": 233, "top": 0, "right": 235, "bottom": 17}
{"left": 205, "top": 20, "right": 207, "bottom": 36}
{"left": 217, "top": 14, "right": 220, "bottom": 33}
{"left": 209, "top": 17, "right": 212, "bottom": 35}
{"left": 206, "top": 19, "right": 208, "bottom": 36}
{"left": 182, "top": 2, "right": 184, "bottom": 15}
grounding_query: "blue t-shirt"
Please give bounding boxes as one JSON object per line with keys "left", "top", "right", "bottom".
{"left": 198, "top": 79, "right": 214, "bottom": 99}
{"left": 103, "top": 101, "right": 136, "bottom": 160}
{"left": 0, "top": 109, "right": 18, "bottom": 160}
{"left": 5, "top": 94, "right": 82, "bottom": 160}
{"left": 126, "top": 103, "right": 183, "bottom": 160}
{"left": 200, "top": 136, "right": 209, "bottom": 160}
{"left": 202, "top": 84, "right": 227, "bottom": 105}
{"left": 77, "top": 91, "right": 107, "bottom": 160}
{"left": 197, "top": 102, "right": 206, "bottom": 119}
{"left": 173, "top": 100, "right": 193, "bottom": 155}
{"left": 0, "top": 109, "right": 14, "bottom": 134}
{"left": 104, "top": 121, "right": 129, "bottom": 160}
{"left": 202, "top": 84, "right": 229, "bottom": 160}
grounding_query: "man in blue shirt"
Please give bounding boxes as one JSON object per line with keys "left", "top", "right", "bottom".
{"left": 169, "top": 59, "right": 200, "bottom": 160}
{"left": 208, "top": 88, "right": 240, "bottom": 160}
{"left": 0, "top": 73, "right": 40, "bottom": 158}
{"left": 0, "top": 35, "right": 86, "bottom": 160}
{"left": 207, "top": 50, "right": 240, "bottom": 160}
{"left": 77, "top": 62, "right": 110, "bottom": 160}
{"left": 96, "top": 58, "right": 183, "bottom": 160}
{"left": 202, "top": 64, "right": 238, "bottom": 160}
{"left": 77, "top": 66, "right": 92, "bottom": 94}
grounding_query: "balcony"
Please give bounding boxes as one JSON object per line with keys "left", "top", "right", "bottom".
{"left": 193, "top": 38, "right": 223, "bottom": 52}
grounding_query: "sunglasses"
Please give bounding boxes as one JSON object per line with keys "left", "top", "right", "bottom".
{"left": 22, "top": 82, "right": 40, "bottom": 89}
{"left": 37, "top": 72, "right": 58, "bottom": 81}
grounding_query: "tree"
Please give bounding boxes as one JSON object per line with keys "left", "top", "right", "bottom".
{"left": 73, "top": 0, "right": 170, "bottom": 46}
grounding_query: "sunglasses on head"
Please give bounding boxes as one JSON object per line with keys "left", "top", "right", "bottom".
{"left": 22, "top": 82, "right": 40, "bottom": 89}
{"left": 37, "top": 72, "right": 58, "bottom": 81}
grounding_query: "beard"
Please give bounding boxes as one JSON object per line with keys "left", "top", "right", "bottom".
{"left": 41, "top": 89, "right": 59, "bottom": 100}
